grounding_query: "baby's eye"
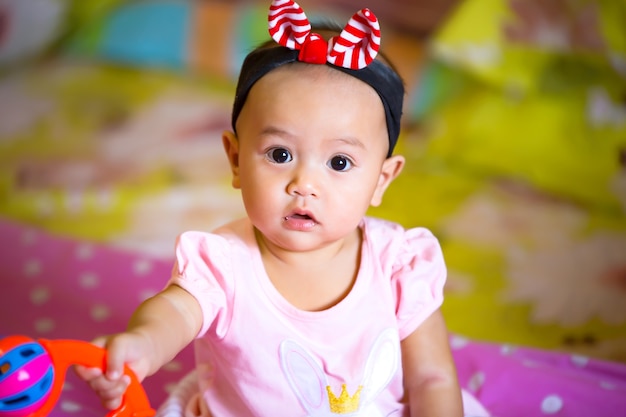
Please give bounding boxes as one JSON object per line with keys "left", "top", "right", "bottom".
{"left": 267, "top": 147, "right": 292, "bottom": 163}
{"left": 328, "top": 155, "right": 352, "bottom": 171}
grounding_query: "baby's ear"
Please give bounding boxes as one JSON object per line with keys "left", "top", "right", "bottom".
{"left": 370, "top": 155, "right": 405, "bottom": 207}
{"left": 222, "top": 131, "right": 241, "bottom": 189}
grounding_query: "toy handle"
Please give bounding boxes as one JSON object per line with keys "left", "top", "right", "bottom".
{"left": 39, "top": 339, "right": 155, "bottom": 417}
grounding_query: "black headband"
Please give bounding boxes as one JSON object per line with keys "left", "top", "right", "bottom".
{"left": 231, "top": 46, "right": 405, "bottom": 157}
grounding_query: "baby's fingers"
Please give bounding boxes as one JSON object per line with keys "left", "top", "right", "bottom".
{"left": 103, "top": 337, "right": 132, "bottom": 381}
{"left": 74, "top": 366, "right": 128, "bottom": 410}
{"left": 97, "top": 375, "right": 131, "bottom": 410}
{"left": 74, "top": 365, "right": 103, "bottom": 382}
{"left": 81, "top": 371, "right": 130, "bottom": 410}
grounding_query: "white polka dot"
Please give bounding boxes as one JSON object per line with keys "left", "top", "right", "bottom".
{"left": 30, "top": 286, "right": 51, "bottom": 305}
{"left": 34, "top": 317, "right": 55, "bottom": 333}
{"left": 467, "top": 371, "right": 485, "bottom": 393}
{"left": 449, "top": 335, "right": 469, "bottom": 350}
{"left": 523, "top": 360, "right": 540, "bottom": 368}
{"left": 162, "top": 360, "right": 183, "bottom": 372}
{"left": 24, "top": 259, "right": 42, "bottom": 277}
{"left": 75, "top": 244, "right": 94, "bottom": 260}
{"left": 20, "top": 230, "right": 38, "bottom": 246}
{"left": 59, "top": 400, "right": 82, "bottom": 413}
{"left": 500, "top": 344, "right": 516, "bottom": 355}
{"left": 79, "top": 272, "right": 100, "bottom": 289}
{"left": 90, "top": 304, "right": 111, "bottom": 322}
{"left": 571, "top": 354, "right": 589, "bottom": 367}
{"left": 541, "top": 394, "right": 563, "bottom": 414}
{"left": 133, "top": 259, "right": 153, "bottom": 276}
{"left": 600, "top": 381, "right": 616, "bottom": 390}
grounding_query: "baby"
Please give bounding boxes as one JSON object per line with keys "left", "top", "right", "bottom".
{"left": 77, "top": 1, "right": 489, "bottom": 416}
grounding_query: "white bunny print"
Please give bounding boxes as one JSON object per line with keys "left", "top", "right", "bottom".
{"left": 279, "top": 328, "right": 400, "bottom": 416}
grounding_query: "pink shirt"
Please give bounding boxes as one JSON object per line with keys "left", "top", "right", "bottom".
{"left": 168, "top": 216, "right": 446, "bottom": 417}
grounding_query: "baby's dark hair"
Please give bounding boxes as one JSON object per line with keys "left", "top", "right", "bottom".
{"left": 231, "top": 20, "right": 405, "bottom": 157}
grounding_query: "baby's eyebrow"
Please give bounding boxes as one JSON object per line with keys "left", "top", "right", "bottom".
{"left": 331, "top": 137, "right": 366, "bottom": 150}
{"left": 259, "top": 125, "right": 292, "bottom": 139}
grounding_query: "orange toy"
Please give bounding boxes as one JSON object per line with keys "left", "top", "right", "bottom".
{"left": 0, "top": 335, "right": 155, "bottom": 417}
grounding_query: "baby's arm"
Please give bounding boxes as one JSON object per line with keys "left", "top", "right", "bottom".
{"left": 401, "top": 309, "right": 463, "bottom": 417}
{"left": 76, "top": 285, "right": 203, "bottom": 410}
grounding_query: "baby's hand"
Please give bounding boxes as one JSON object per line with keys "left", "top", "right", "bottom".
{"left": 74, "top": 333, "right": 152, "bottom": 410}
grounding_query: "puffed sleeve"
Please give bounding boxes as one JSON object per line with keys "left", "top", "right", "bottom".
{"left": 167, "top": 231, "right": 234, "bottom": 339}
{"left": 390, "top": 227, "right": 447, "bottom": 340}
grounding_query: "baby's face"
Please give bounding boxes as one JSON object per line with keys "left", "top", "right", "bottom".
{"left": 226, "top": 64, "right": 402, "bottom": 252}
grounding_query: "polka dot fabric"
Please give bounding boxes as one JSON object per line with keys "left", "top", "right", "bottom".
{"left": 1, "top": 218, "right": 626, "bottom": 416}
{"left": 450, "top": 336, "right": 626, "bottom": 416}
{"left": 0, "top": 219, "right": 193, "bottom": 416}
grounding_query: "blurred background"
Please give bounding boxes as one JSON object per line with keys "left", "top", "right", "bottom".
{"left": 1, "top": 0, "right": 625, "bottom": 365}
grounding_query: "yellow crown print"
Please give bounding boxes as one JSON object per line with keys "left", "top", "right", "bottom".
{"left": 326, "top": 384, "right": 363, "bottom": 414}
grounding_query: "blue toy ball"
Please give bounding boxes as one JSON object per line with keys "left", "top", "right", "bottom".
{"left": 0, "top": 336, "right": 55, "bottom": 417}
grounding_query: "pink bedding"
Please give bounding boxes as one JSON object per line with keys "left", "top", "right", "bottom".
{"left": 1, "top": 217, "right": 626, "bottom": 416}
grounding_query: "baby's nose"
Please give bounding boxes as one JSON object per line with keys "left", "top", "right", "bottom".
{"left": 286, "top": 167, "right": 319, "bottom": 197}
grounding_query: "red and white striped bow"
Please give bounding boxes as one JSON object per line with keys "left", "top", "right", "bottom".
{"left": 268, "top": 0, "right": 381, "bottom": 70}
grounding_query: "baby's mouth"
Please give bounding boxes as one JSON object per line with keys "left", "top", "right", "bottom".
{"left": 283, "top": 210, "right": 318, "bottom": 230}
{"left": 284, "top": 211, "right": 317, "bottom": 223}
